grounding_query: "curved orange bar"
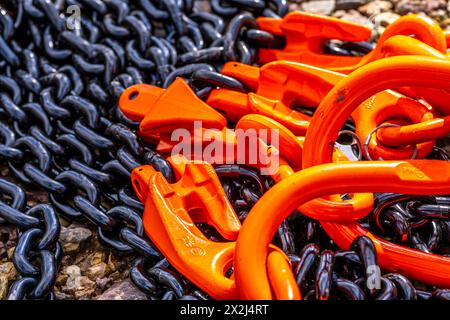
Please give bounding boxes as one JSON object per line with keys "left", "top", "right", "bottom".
{"left": 267, "top": 251, "right": 301, "bottom": 300}
{"left": 380, "top": 35, "right": 450, "bottom": 116}
{"left": 234, "top": 161, "right": 450, "bottom": 300}
{"left": 235, "top": 114, "right": 303, "bottom": 169}
{"left": 304, "top": 56, "right": 450, "bottom": 168}
{"left": 222, "top": 61, "right": 442, "bottom": 158}
{"left": 236, "top": 114, "right": 372, "bottom": 222}
{"left": 377, "top": 116, "right": 450, "bottom": 147}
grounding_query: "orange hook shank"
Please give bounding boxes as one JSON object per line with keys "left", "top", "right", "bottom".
{"left": 132, "top": 159, "right": 299, "bottom": 300}
{"left": 234, "top": 160, "right": 450, "bottom": 300}
{"left": 256, "top": 12, "right": 446, "bottom": 73}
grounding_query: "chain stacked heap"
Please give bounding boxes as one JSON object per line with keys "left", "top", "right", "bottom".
{"left": 0, "top": 0, "right": 449, "bottom": 300}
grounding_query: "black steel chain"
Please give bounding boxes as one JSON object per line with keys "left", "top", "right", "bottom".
{"left": 0, "top": 0, "right": 449, "bottom": 300}
{"left": 0, "top": 0, "right": 291, "bottom": 300}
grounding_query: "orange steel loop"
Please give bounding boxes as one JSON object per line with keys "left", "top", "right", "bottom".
{"left": 132, "top": 159, "right": 300, "bottom": 300}
{"left": 234, "top": 161, "right": 450, "bottom": 300}
{"left": 303, "top": 56, "right": 450, "bottom": 169}
{"left": 256, "top": 12, "right": 447, "bottom": 73}
{"left": 215, "top": 60, "right": 439, "bottom": 159}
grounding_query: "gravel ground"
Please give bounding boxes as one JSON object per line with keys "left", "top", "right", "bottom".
{"left": 1, "top": 0, "right": 450, "bottom": 300}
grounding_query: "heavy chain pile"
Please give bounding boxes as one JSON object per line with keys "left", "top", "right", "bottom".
{"left": 0, "top": 0, "right": 291, "bottom": 300}
{"left": 0, "top": 0, "right": 449, "bottom": 300}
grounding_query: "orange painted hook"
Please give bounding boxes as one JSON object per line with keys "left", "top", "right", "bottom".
{"left": 256, "top": 11, "right": 372, "bottom": 69}
{"left": 132, "top": 158, "right": 299, "bottom": 300}
{"left": 207, "top": 61, "right": 342, "bottom": 135}
{"left": 234, "top": 160, "right": 450, "bottom": 300}
{"left": 119, "top": 78, "right": 302, "bottom": 172}
{"left": 257, "top": 12, "right": 446, "bottom": 73}
{"left": 218, "top": 60, "right": 439, "bottom": 160}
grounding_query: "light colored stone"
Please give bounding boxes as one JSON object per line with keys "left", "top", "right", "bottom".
{"left": 60, "top": 225, "right": 92, "bottom": 244}
{"left": 60, "top": 225, "right": 92, "bottom": 255}
{"left": 96, "top": 279, "right": 147, "bottom": 300}
{"left": 289, "top": 3, "right": 301, "bottom": 12}
{"left": 359, "top": 0, "right": 393, "bottom": 16}
{"left": 336, "top": 0, "right": 369, "bottom": 11}
{"left": 79, "top": 276, "right": 96, "bottom": 289}
{"left": 0, "top": 262, "right": 17, "bottom": 281}
{"left": 54, "top": 289, "right": 73, "bottom": 300}
{"left": 333, "top": 9, "right": 368, "bottom": 25}
{"left": 396, "top": 0, "right": 446, "bottom": 15}
{"left": 107, "top": 252, "right": 119, "bottom": 273}
{"left": 63, "top": 242, "right": 80, "bottom": 255}
{"left": 193, "top": 0, "right": 210, "bottom": 12}
{"left": 86, "top": 262, "right": 108, "bottom": 280}
{"left": 373, "top": 11, "right": 401, "bottom": 27}
{"left": 63, "top": 265, "right": 82, "bottom": 292}
{"left": 6, "top": 247, "right": 14, "bottom": 260}
{"left": 74, "top": 288, "right": 95, "bottom": 300}
{"left": 0, "top": 274, "right": 8, "bottom": 299}
{"left": 95, "top": 277, "right": 113, "bottom": 291}
{"left": 90, "top": 252, "right": 106, "bottom": 266}
{"left": 63, "top": 271, "right": 96, "bottom": 299}
{"left": 301, "top": 0, "right": 336, "bottom": 16}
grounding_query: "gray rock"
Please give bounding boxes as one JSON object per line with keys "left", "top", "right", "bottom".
{"left": 396, "top": 0, "right": 446, "bottom": 15}
{"left": 60, "top": 225, "right": 92, "bottom": 244}
{"left": 96, "top": 279, "right": 148, "bottom": 300}
{"left": 0, "top": 274, "right": 9, "bottom": 299}
{"left": 95, "top": 277, "right": 113, "bottom": 291}
{"left": 373, "top": 11, "right": 401, "bottom": 27}
{"left": 63, "top": 265, "right": 82, "bottom": 292}
{"left": 0, "top": 262, "right": 17, "bottom": 281}
{"left": 86, "top": 262, "right": 108, "bottom": 280}
{"left": 301, "top": 0, "right": 336, "bottom": 16}
{"left": 333, "top": 9, "right": 368, "bottom": 25}
{"left": 359, "top": 0, "right": 393, "bottom": 16}
{"left": 60, "top": 225, "right": 92, "bottom": 254}
{"left": 336, "top": 0, "right": 369, "bottom": 11}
